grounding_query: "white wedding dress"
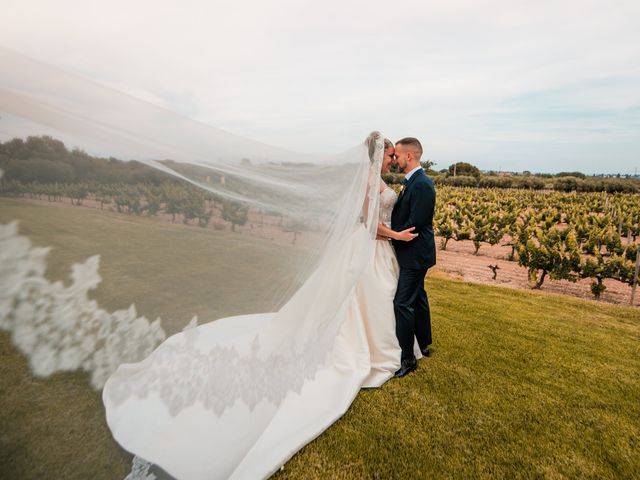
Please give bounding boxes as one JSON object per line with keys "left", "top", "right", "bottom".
{"left": 103, "top": 183, "right": 420, "bottom": 480}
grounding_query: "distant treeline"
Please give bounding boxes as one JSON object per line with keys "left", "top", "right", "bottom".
{"left": 0, "top": 136, "right": 174, "bottom": 184}
{"left": 383, "top": 161, "right": 640, "bottom": 193}
{"left": 1, "top": 136, "right": 638, "bottom": 194}
{"left": 431, "top": 175, "right": 639, "bottom": 193}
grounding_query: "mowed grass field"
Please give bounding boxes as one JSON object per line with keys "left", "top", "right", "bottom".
{"left": 1, "top": 198, "right": 639, "bottom": 479}
{"left": 0, "top": 198, "right": 310, "bottom": 333}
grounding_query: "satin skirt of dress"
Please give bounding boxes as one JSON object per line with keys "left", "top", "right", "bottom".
{"left": 103, "top": 237, "right": 419, "bottom": 480}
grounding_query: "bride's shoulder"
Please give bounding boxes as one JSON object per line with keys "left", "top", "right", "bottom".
{"left": 379, "top": 183, "right": 398, "bottom": 203}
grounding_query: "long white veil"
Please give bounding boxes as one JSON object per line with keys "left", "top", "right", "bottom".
{"left": 0, "top": 47, "right": 383, "bottom": 478}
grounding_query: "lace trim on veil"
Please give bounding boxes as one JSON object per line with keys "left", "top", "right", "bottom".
{"left": 0, "top": 220, "right": 168, "bottom": 389}
{"left": 125, "top": 457, "right": 156, "bottom": 480}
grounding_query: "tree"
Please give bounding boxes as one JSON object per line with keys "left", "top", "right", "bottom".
{"left": 68, "top": 182, "right": 90, "bottom": 206}
{"left": 179, "top": 190, "right": 212, "bottom": 227}
{"left": 579, "top": 254, "right": 621, "bottom": 300}
{"left": 434, "top": 210, "right": 454, "bottom": 250}
{"left": 221, "top": 200, "right": 249, "bottom": 232}
{"left": 556, "top": 171, "right": 586, "bottom": 179}
{"left": 4, "top": 158, "right": 76, "bottom": 183}
{"left": 142, "top": 186, "right": 162, "bottom": 216}
{"left": 448, "top": 162, "right": 481, "bottom": 179}
{"left": 162, "top": 185, "right": 185, "bottom": 222}
{"left": 516, "top": 225, "right": 581, "bottom": 289}
{"left": 420, "top": 159, "right": 436, "bottom": 173}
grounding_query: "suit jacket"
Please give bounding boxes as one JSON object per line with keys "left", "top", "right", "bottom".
{"left": 391, "top": 169, "right": 437, "bottom": 270}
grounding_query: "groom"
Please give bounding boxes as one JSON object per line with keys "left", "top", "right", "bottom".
{"left": 390, "top": 137, "right": 436, "bottom": 378}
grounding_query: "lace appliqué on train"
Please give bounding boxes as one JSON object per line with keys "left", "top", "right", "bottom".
{"left": 105, "top": 311, "right": 335, "bottom": 416}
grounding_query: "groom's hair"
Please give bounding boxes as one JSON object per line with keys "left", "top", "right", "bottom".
{"left": 396, "top": 137, "right": 423, "bottom": 159}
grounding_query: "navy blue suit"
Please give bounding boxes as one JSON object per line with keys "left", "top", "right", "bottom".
{"left": 391, "top": 169, "right": 436, "bottom": 361}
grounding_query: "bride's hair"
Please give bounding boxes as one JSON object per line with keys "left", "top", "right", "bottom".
{"left": 365, "top": 131, "right": 393, "bottom": 163}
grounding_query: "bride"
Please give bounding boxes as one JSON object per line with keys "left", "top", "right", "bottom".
{"left": 1, "top": 48, "right": 422, "bottom": 479}
{"left": 102, "top": 132, "right": 421, "bottom": 479}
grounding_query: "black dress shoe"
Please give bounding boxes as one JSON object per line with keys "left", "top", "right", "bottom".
{"left": 420, "top": 346, "right": 432, "bottom": 357}
{"left": 394, "top": 358, "right": 417, "bottom": 378}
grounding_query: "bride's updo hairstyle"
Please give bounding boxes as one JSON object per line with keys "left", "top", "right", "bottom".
{"left": 365, "top": 131, "right": 393, "bottom": 163}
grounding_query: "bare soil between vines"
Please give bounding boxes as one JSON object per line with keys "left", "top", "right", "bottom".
{"left": 433, "top": 237, "right": 639, "bottom": 307}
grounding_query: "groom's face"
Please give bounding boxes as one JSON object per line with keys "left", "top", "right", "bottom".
{"left": 394, "top": 144, "right": 409, "bottom": 172}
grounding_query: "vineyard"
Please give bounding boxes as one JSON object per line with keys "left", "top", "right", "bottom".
{"left": 0, "top": 179, "right": 237, "bottom": 226}
{"left": 0, "top": 178, "right": 323, "bottom": 248}
{"left": 1, "top": 177, "right": 639, "bottom": 305}
{"left": 430, "top": 186, "right": 640, "bottom": 303}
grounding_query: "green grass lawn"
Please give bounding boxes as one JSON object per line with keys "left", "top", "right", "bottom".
{"left": 1, "top": 199, "right": 639, "bottom": 479}
{"left": 276, "top": 279, "right": 640, "bottom": 479}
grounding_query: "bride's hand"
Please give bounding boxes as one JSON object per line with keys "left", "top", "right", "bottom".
{"left": 396, "top": 227, "right": 418, "bottom": 242}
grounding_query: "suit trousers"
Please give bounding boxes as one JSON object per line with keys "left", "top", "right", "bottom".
{"left": 393, "top": 267, "right": 432, "bottom": 361}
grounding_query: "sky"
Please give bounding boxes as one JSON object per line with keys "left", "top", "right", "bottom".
{"left": 1, "top": 0, "right": 639, "bottom": 174}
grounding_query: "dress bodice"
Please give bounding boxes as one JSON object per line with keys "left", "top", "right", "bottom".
{"left": 379, "top": 186, "right": 397, "bottom": 228}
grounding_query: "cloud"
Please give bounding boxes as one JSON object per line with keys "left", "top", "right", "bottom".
{"left": 1, "top": 0, "right": 639, "bottom": 173}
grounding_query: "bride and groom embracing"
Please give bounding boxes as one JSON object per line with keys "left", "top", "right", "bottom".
{"left": 366, "top": 133, "right": 436, "bottom": 381}
{"left": 102, "top": 133, "right": 436, "bottom": 479}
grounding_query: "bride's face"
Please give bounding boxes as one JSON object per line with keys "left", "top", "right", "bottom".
{"left": 381, "top": 147, "right": 396, "bottom": 174}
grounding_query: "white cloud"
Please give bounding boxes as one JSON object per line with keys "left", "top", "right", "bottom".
{"left": 1, "top": 0, "right": 639, "bottom": 173}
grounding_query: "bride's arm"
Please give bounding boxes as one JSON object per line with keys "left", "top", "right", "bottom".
{"left": 377, "top": 223, "right": 417, "bottom": 241}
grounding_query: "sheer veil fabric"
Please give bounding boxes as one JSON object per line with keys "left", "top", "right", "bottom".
{"left": 0, "top": 48, "right": 396, "bottom": 478}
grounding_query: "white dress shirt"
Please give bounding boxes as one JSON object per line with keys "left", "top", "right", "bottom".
{"left": 403, "top": 165, "right": 422, "bottom": 183}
